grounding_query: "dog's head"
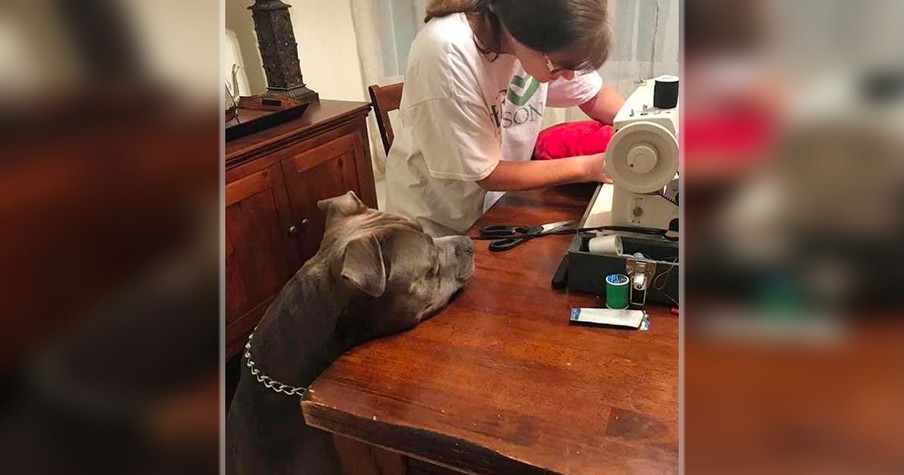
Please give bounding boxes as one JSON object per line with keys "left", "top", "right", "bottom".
{"left": 315, "top": 191, "right": 474, "bottom": 342}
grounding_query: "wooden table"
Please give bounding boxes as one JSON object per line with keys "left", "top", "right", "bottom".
{"left": 301, "top": 187, "right": 679, "bottom": 474}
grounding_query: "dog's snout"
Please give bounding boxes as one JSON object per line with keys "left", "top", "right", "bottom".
{"left": 433, "top": 236, "right": 475, "bottom": 282}
{"left": 453, "top": 237, "right": 475, "bottom": 281}
{"left": 455, "top": 237, "right": 474, "bottom": 257}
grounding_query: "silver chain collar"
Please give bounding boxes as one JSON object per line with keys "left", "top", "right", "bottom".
{"left": 244, "top": 328, "right": 309, "bottom": 397}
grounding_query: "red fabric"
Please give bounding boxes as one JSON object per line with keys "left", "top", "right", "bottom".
{"left": 533, "top": 121, "right": 614, "bottom": 160}
{"left": 684, "top": 111, "right": 775, "bottom": 156}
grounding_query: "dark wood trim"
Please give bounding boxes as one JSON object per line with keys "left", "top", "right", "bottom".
{"left": 353, "top": 120, "right": 379, "bottom": 209}
{"left": 368, "top": 82, "right": 403, "bottom": 155}
{"left": 226, "top": 120, "right": 365, "bottom": 182}
{"left": 226, "top": 100, "right": 371, "bottom": 167}
{"left": 285, "top": 134, "right": 358, "bottom": 175}
{"left": 333, "top": 435, "right": 408, "bottom": 475}
{"left": 303, "top": 401, "right": 555, "bottom": 475}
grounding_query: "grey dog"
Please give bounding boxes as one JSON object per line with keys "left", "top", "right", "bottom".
{"left": 226, "top": 191, "right": 475, "bottom": 474}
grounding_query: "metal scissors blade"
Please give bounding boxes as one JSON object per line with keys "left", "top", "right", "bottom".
{"left": 486, "top": 220, "right": 576, "bottom": 252}
{"left": 537, "top": 220, "right": 574, "bottom": 234}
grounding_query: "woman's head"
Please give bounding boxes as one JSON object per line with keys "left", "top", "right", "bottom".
{"left": 426, "top": 0, "right": 611, "bottom": 83}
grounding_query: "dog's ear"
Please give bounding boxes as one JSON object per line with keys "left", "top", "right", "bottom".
{"left": 318, "top": 191, "right": 366, "bottom": 217}
{"left": 318, "top": 191, "right": 368, "bottom": 230}
{"left": 340, "top": 234, "right": 386, "bottom": 297}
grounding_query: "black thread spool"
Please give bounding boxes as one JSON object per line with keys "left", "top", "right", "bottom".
{"left": 653, "top": 75, "right": 679, "bottom": 109}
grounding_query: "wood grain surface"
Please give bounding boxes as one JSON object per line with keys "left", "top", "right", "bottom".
{"left": 302, "top": 186, "right": 679, "bottom": 474}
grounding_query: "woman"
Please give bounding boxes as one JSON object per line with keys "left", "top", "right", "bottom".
{"left": 386, "top": 0, "right": 624, "bottom": 236}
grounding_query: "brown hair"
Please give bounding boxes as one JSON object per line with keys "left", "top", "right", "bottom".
{"left": 424, "top": 0, "right": 610, "bottom": 72}
{"left": 425, "top": 0, "right": 483, "bottom": 19}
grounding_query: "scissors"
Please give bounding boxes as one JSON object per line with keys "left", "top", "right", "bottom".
{"left": 478, "top": 220, "right": 575, "bottom": 252}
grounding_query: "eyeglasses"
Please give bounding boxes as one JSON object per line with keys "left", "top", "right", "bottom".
{"left": 546, "top": 57, "right": 569, "bottom": 76}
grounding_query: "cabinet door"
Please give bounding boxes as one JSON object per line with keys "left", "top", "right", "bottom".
{"left": 280, "top": 131, "right": 369, "bottom": 261}
{"left": 225, "top": 166, "right": 299, "bottom": 355}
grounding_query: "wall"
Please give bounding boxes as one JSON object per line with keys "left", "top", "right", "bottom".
{"left": 223, "top": 0, "right": 366, "bottom": 102}
{"left": 224, "top": 29, "right": 252, "bottom": 98}
{"left": 224, "top": 0, "right": 267, "bottom": 95}
{"left": 289, "top": 0, "right": 366, "bottom": 101}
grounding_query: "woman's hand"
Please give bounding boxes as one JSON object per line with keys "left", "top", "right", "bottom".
{"left": 476, "top": 152, "right": 610, "bottom": 192}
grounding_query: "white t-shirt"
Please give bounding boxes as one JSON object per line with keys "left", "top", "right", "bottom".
{"left": 385, "top": 13, "right": 603, "bottom": 237}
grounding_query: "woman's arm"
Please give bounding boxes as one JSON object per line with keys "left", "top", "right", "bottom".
{"left": 475, "top": 85, "right": 622, "bottom": 192}
{"left": 579, "top": 86, "right": 625, "bottom": 124}
{"left": 476, "top": 153, "right": 605, "bottom": 191}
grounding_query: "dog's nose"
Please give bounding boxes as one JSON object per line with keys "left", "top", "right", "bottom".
{"left": 454, "top": 236, "right": 474, "bottom": 256}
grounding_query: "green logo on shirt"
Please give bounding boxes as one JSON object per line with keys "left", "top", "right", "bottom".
{"left": 507, "top": 75, "right": 539, "bottom": 106}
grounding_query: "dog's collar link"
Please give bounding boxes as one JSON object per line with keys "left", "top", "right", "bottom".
{"left": 244, "top": 328, "right": 310, "bottom": 397}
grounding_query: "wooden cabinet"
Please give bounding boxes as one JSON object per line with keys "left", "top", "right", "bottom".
{"left": 225, "top": 165, "right": 299, "bottom": 347}
{"left": 281, "top": 131, "right": 372, "bottom": 261}
{"left": 225, "top": 100, "right": 375, "bottom": 359}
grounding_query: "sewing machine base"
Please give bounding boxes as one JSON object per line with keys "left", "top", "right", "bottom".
{"left": 565, "top": 185, "right": 679, "bottom": 307}
{"left": 566, "top": 235, "right": 678, "bottom": 307}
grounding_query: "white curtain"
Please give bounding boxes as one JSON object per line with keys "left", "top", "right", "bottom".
{"left": 351, "top": 0, "right": 429, "bottom": 177}
{"left": 352, "top": 0, "right": 429, "bottom": 85}
{"left": 351, "top": 0, "right": 680, "bottom": 169}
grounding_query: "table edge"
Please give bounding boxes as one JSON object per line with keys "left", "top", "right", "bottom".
{"left": 302, "top": 398, "right": 556, "bottom": 475}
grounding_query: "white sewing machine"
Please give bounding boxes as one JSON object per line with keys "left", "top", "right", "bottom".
{"left": 601, "top": 76, "right": 680, "bottom": 233}
{"left": 566, "top": 77, "right": 680, "bottom": 303}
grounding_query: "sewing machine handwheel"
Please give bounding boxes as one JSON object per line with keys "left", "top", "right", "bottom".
{"left": 605, "top": 121, "right": 679, "bottom": 194}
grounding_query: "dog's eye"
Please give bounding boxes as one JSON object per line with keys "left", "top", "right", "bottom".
{"left": 426, "top": 261, "right": 440, "bottom": 277}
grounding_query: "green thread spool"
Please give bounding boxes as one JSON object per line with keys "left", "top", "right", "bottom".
{"left": 605, "top": 274, "right": 629, "bottom": 309}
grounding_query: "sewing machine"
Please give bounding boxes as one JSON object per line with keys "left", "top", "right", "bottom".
{"left": 563, "top": 77, "right": 680, "bottom": 306}
{"left": 604, "top": 77, "right": 679, "bottom": 232}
